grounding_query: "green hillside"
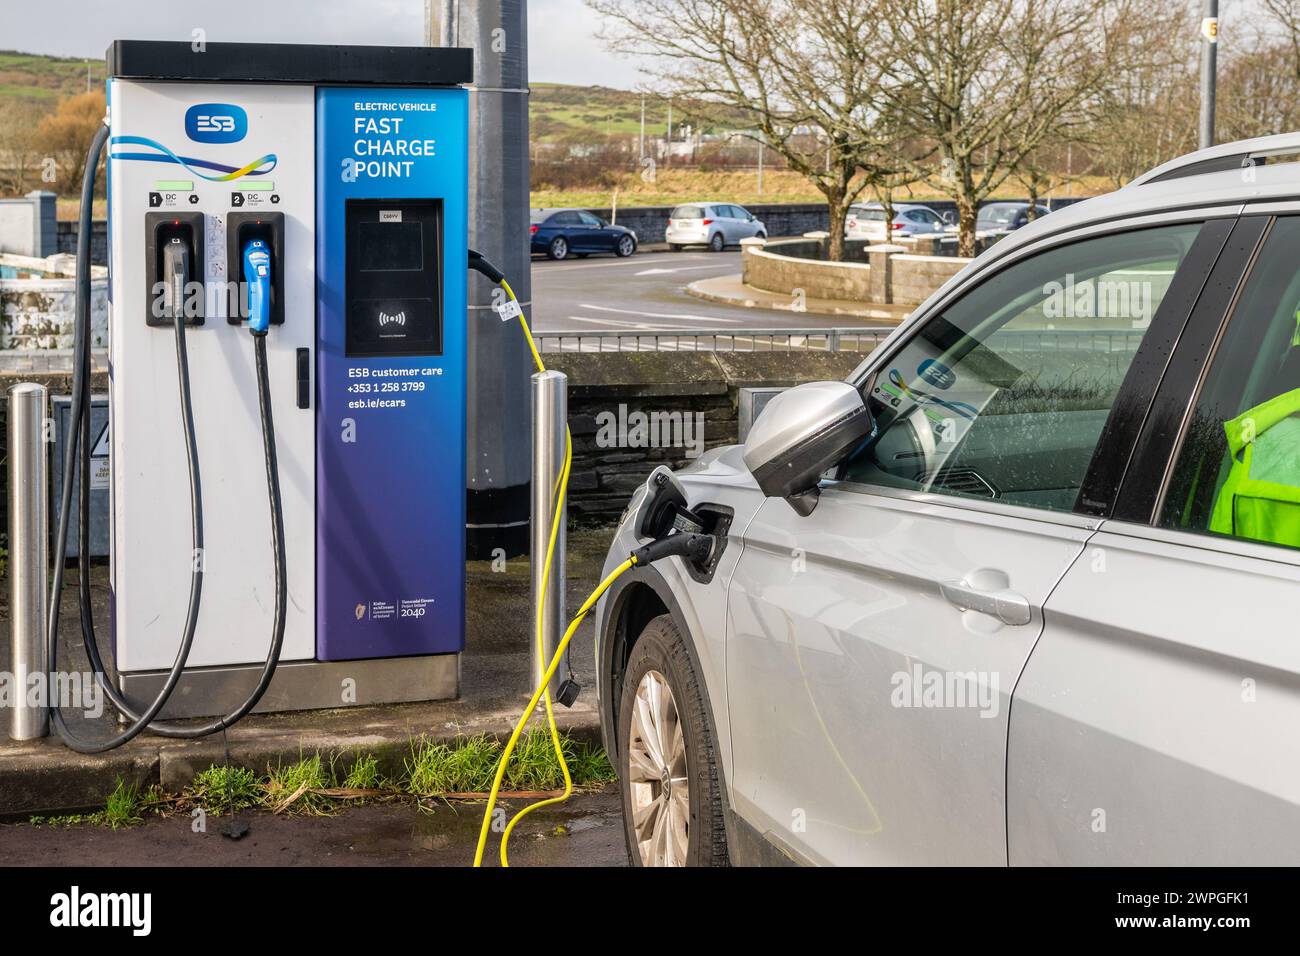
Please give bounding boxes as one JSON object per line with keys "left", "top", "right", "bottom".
{"left": 0, "top": 51, "right": 742, "bottom": 141}
{"left": 0, "top": 50, "right": 105, "bottom": 101}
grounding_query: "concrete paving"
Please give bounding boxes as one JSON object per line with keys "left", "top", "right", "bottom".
{"left": 0, "top": 526, "right": 620, "bottom": 817}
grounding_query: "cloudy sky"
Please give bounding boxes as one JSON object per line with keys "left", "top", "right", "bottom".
{"left": 0, "top": 0, "right": 641, "bottom": 87}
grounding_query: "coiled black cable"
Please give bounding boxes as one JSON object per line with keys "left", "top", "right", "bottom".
{"left": 50, "top": 120, "right": 288, "bottom": 749}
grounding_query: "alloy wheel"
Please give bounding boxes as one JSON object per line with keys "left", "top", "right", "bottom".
{"left": 626, "top": 669, "right": 690, "bottom": 866}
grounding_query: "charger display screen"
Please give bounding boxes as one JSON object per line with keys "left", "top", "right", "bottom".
{"left": 358, "top": 221, "right": 423, "bottom": 272}
{"left": 345, "top": 199, "right": 443, "bottom": 357}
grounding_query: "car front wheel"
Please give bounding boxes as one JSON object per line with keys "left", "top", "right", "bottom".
{"left": 616, "top": 235, "right": 636, "bottom": 257}
{"left": 548, "top": 236, "right": 569, "bottom": 260}
{"left": 618, "top": 614, "right": 729, "bottom": 867}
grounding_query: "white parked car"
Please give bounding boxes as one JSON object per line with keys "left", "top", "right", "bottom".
{"left": 596, "top": 131, "right": 1300, "bottom": 867}
{"left": 846, "top": 202, "right": 949, "bottom": 241}
{"left": 666, "top": 203, "right": 767, "bottom": 252}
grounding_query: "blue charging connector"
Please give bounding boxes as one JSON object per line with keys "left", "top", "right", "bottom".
{"left": 243, "top": 239, "right": 272, "bottom": 334}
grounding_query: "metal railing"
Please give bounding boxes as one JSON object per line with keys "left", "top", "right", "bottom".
{"left": 535, "top": 326, "right": 1149, "bottom": 356}
{"left": 536, "top": 327, "right": 895, "bottom": 353}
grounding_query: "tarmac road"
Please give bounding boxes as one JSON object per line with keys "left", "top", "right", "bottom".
{"left": 529, "top": 248, "right": 858, "bottom": 333}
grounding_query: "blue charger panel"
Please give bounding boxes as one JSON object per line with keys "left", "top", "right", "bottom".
{"left": 315, "top": 87, "right": 468, "bottom": 661}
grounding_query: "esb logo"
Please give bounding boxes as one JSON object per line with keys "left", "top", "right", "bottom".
{"left": 184, "top": 103, "right": 247, "bottom": 143}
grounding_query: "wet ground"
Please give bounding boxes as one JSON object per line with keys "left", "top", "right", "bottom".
{"left": 0, "top": 787, "right": 628, "bottom": 867}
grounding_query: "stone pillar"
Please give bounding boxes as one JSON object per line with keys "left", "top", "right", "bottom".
{"left": 739, "top": 235, "right": 765, "bottom": 287}
{"left": 867, "top": 243, "right": 906, "bottom": 305}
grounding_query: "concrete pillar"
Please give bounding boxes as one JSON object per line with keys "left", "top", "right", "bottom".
{"left": 28, "top": 191, "right": 57, "bottom": 258}
{"left": 430, "top": 0, "right": 534, "bottom": 558}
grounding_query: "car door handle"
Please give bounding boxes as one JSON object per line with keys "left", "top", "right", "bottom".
{"left": 939, "top": 581, "right": 1032, "bottom": 626}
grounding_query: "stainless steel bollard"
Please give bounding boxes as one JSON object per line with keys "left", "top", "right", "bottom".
{"left": 7, "top": 383, "right": 50, "bottom": 740}
{"left": 530, "top": 370, "right": 567, "bottom": 701}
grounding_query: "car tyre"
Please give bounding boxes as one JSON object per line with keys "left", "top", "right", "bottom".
{"left": 709, "top": 232, "right": 725, "bottom": 253}
{"left": 616, "top": 235, "right": 636, "bottom": 257}
{"left": 548, "top": 236, "right": 569, "bottom": 260}
{"left": 617, "top": 614, "right": 729, "bottom": 867}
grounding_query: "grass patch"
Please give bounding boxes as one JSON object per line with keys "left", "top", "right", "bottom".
{"left": 341, "top": 753, "right": 381, "bottom": 791}
{"left": 21, "top": 734, "right": 616, "bottom": 826}
{"left": 101, "top": 778, "right": 145, "bottom": 829}
{"left": 187, "top": 764, "right": 261, "bottom": 815}
{"left": 404, "top": 729, "right": 615, "bottom": 797}
{"left": 263, "top": 752, "right": 333, "bottom": 815}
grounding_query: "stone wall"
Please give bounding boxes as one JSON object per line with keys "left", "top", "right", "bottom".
{"left": 891, "top": 254, "right": 969, "bottom": 306}
{"left": 743, "top": 242, "right": 873, "bottom": 302}
{"left": 56, "top": 220, "right": 110, "bottom": 265}
{"left": 596, "top": 202, "right": 829, "bottom": 244}
{"left": 0, "top": 254, "right": 109, "bottom": 350}
{"left": 741, "top": 238, "right": 972, "bottom": 308}
{"left": 546, "top": 349, "right": 872, "bottom": 522}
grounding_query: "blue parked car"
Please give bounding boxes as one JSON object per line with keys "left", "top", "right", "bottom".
{"left": 530, "top": 208, "right": 638, "bottom": 260}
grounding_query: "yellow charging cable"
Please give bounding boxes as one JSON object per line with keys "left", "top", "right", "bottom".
{"left": 472, "top": 278, "right": 633, "bottom": 867}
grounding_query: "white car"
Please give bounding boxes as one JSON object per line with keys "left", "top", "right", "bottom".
{"left": 596, "top": 131, "right": 1300, "bottom": 867}
{"left": 666, "top": 203, "right": 767, "bottom": 252}
{"left": 846, "top": 202, "right": 949, "bottom": 241}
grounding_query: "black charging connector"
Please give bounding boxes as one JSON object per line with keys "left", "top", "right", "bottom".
{"left": 468, "top": 249, "right": 505, "bottom": 284}
{"left": 631, "top": 531, "right": 716, "bottom": 568}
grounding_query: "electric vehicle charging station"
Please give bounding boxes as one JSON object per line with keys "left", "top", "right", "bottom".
{"left": 99, "top": 41, "right": 473, "bottom": 719}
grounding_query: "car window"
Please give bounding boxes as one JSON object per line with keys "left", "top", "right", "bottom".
{"left": 859, "top": 208, "right": 888, "bottom": 221}
{"left": 840, "top": 222, "right": 1202, "bottom": 513}
{"left": 1158, "top": 217, "right": 1300, "bottom": 551}
{"left": 578, "top": 211, "right": 602, "bottom": 226}
{"left": 552, "top": 211, "right": 582, "bottom": 225}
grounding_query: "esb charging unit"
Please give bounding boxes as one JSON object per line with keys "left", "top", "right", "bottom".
{"left": 106, "top": 41, "right": 472, "bottom": 716}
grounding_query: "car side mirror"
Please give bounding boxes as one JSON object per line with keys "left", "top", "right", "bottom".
{"left": 742, "top": 381, "right": 873, "bottom": 516}
{"left": 942, "top": 211, "right": 957, "bottom": 225}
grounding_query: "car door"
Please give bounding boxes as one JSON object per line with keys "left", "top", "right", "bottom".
{"left": 731, "top": 205, "right": 756, "bottom": 239}
{"left": 726, "top": 215, "right": 1227, "bottom": 866}
{"left": 1010, "top": 213, "right": 1300, "bottom": 865}
{"left": 578, "top": 210, "right": 610, "bottom": 252}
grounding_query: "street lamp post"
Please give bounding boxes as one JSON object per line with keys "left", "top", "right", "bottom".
{"left": 1199, "top": 0, "right": 1219, "bottom": 150}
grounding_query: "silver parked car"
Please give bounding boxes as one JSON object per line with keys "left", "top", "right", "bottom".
{"left": 596, "top": 131, "right": 1300, "bottom": 866}
{"left": 666, "top": 202, "right": 767, "bottom": 252}
{"left": 845, "top": 201, "right": 948, "bottom": 241}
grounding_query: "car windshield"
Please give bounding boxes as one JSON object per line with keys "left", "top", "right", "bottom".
{"left": 978, "top": 205, "right": 1022, "bottom": 224}
{"left": 671, "top": 205, "right": 706, "bottom": 219}
{"left": 854, "top": 208, "right": 888, "bottom": 221}
{"left": 530, "top": 209, "right": 549, "bottom": 224}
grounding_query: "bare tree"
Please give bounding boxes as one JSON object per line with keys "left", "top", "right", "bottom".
{"left": 0, "top": 100, "right": 45, "bottom": 196}
{"left": 588, "top": 0, "right": 905, "bottom": 260}
{"left": 1083, "top": 3, "right": 1198, "bottom": 189}
{"left": 878, "top": 0, "right": 1148, "bottom": 256}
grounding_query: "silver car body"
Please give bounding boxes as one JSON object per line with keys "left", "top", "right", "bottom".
{"left": 665, "top": 202, "right": 767, "bottom": 248}
{"left": 596, "top": 132, "right": 1300, "bottom": 865}
{"left": 845, "top": 201, "right": 947, "bottom": 241}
